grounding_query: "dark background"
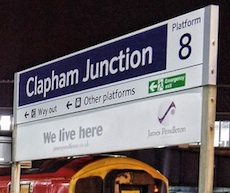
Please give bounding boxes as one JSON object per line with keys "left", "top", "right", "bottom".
{"left": 0, "top": 0, "right": 228, "bottom": 82}
{"left": 0, "top": 1, "right": 230, "bottom": 188}
{"left": 0, "top": 0, "right": 229, "bottom": 119}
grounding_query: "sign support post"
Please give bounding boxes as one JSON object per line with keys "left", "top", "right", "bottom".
{"left": 199, "top": 5, "right": 218, "bottom": 193}
{"left": 10, "top": 162, "right": 21, "bottom": 193}
{"left": 11, "top": 127, "right": 20, "bottom": 193}
{"left": 198, "top": 85, "right": 216, "bottom": 193}
{"left": 11, "top": 75, "right": 21, "bottom": 193}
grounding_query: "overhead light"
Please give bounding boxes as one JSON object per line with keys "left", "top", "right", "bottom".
{"left": 0, "top": 115, "right": 12, "bottom": 131}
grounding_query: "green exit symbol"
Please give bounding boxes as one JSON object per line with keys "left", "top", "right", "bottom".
{"left": 148, "top": 79, "right": 163, "bottom": 93}
{"left": 148, "top": 73, "right": 186, "bottom": 93}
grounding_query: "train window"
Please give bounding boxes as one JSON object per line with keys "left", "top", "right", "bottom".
{"left": 104, "top": 170, "right": 167, "bottom": 193}
{"left": 20, "top": 184, "right": 30, "bottom": 193}
{"left": 9, "top": 182, "right": 32, "bottom": 193}
{"left": 121, "top": 190, "right": 140, "bottom": 193}
{"left": 75, "top": 176, "right": 103, "bottom": 193}
{"left": 120, "top": 185, "right": 146, "bottom": 193}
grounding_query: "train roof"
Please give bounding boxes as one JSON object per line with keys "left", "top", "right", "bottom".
{"left": 0, "top": 155, "right": 103, "bottom": 177}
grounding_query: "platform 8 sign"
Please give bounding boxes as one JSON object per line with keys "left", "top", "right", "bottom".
{"left": 14, "top": 5, "right": 214, "bottom": 124}
{"left": 14, "top": 5, "right": 218, "bottom": 161}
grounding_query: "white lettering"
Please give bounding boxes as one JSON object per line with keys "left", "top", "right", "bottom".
{"left": 130, "top": 50, "right": 141, "bottom": 68}
{"left": 109, "top": 56, "right": 118, "bottom": 74}
{"left": 25, "top": 45, "right": 153, "bottom": 99}
{"left": 26, "top": 77, "right": 35, "bottom": 97}
{"left": 26, "top": 69, "right": 79, "bottom": 98}
{"left": 82, "top": 46, "right": 153, "bottom": 82}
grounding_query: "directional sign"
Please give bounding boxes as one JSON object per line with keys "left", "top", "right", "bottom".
{"left": 14, "top": 6, "right": 216, "bottom": 124}
{"left": 16, "top": 66, "right": 203, "bottom": 124}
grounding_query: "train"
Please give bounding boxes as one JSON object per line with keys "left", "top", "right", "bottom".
{"left": 0, "top": 155, "right": 169, "bottom": 193}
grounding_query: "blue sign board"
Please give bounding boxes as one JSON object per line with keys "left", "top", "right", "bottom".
{"left": 18, "top": 24, "right": 167, "bottom": 107}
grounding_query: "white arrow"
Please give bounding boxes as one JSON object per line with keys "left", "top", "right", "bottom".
{"left": 149, "top": 82, "right": 157, "bottom": 92}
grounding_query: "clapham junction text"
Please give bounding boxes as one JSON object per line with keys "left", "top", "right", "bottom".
{"left": 25, "top": 46, "right": 153, "bottom": 99}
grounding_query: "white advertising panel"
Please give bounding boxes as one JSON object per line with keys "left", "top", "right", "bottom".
{"left": 15, "top": 88, "right": 202, "bottom": 161}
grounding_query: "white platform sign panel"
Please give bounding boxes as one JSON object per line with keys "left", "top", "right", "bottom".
{"left": 14, "top": 5, "right": 218, "bottom": 161}
{"left": 15, "top": 6, "right": 209, "bottom": 124}
{"left": 15, "top": 88, "right": 202, "bottom": 161}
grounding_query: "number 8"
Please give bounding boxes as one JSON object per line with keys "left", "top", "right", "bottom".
{"left": 179, "top": 33, "right": 192, "bottom": 60}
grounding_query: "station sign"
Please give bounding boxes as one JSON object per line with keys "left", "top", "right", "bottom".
{"left": 14, "top": 6, "right": 214, "bottom": 124}
{"left": 14, "top": 5, "right": 219, "bottom": 161}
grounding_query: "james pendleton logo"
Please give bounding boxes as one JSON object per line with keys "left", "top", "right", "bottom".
{"left": 158, "top": 101, "right": 176, "bottom": 126}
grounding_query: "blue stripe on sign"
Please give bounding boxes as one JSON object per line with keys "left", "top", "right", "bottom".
{"left": 18, "top": 24, "right": 167, "bottom": 107}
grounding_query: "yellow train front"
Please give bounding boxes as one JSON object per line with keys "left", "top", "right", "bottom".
{"left": 69, "top": 156, "right": 168, "bottom": 193}
{"left": 0, "top": 156, "right": 168, "bottom": 193}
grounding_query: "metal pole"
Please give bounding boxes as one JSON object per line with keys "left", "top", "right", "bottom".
{"left": 198, "top": 85, "right": 216, "bottom": 193}
{"left": 229, "top": 122, "right": 230, "bottom": 147}
{"left": 10, "top": 126, "right": 21, "bottom": 193}
{"left": 198, "top": 5, "right": 219, "bottom": 193}
{"left": 10, "top": 162, "right": 21, "bottom": 193}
